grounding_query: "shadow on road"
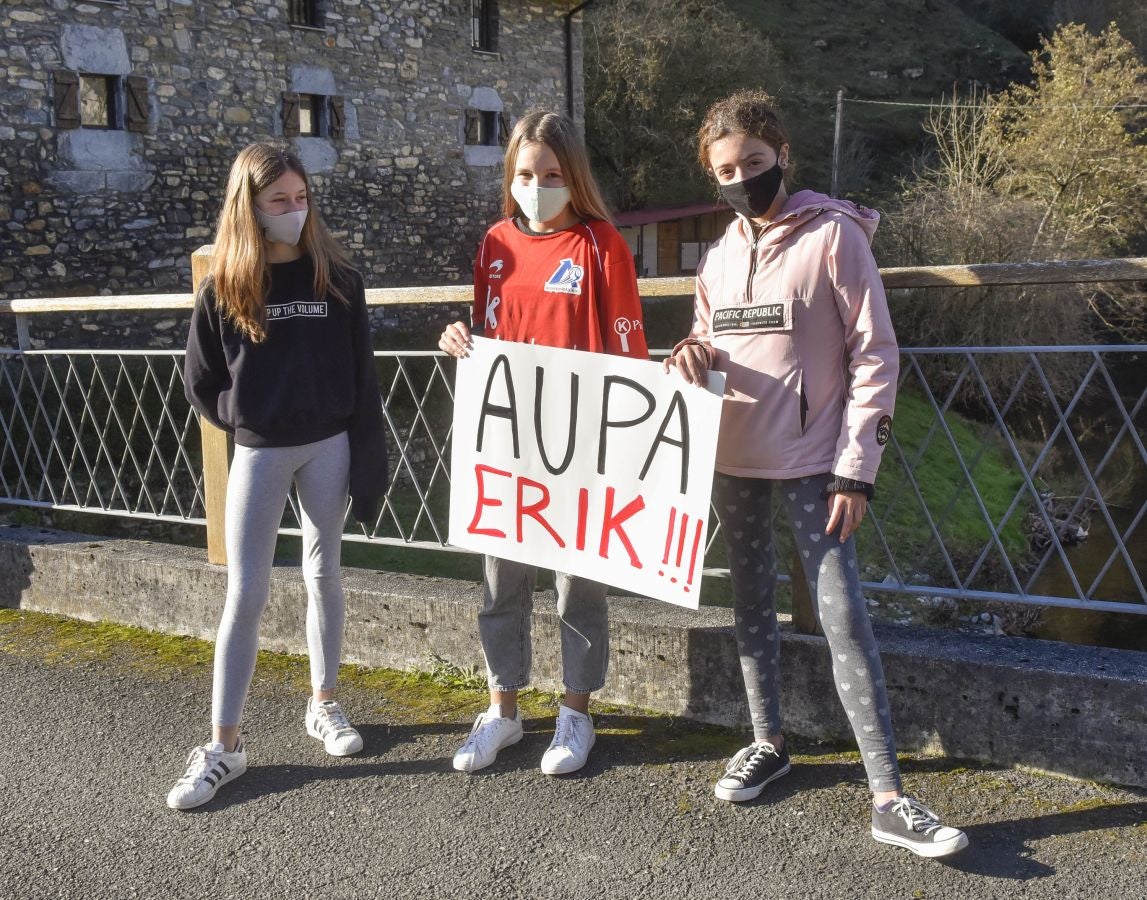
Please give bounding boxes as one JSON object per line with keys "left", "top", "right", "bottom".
{"left": 948, "top": 801, "right": 1147, "bottom": 879}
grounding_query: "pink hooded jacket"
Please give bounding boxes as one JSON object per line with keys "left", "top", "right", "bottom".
{"left": 678, "top": 189, "right": 898, "bottom": 484}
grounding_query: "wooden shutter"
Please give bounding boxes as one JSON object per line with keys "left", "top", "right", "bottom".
{"left": 281, "top": 91, "right": 300, "bottom": 137}
{"left": 498, "top": 111, "right": 511, "bottom": 147}
{"left": 126, "top": 75, "right": 149, "bottom": 132}
{"left": 464, "top": 108, "right": 479, "bottom": 145}
{"left": 54, "top": 70, "right": 80, "bottom": 130}
{"left": 328, "top": 95, "right": 345, "bottom": 140}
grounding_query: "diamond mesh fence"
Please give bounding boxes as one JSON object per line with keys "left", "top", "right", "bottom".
{"left": 2, "top": 344, "right": 1143, "bottom": 612}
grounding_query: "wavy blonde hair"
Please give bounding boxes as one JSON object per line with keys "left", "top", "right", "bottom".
{"left": 500, "top": 112, "right": 612, "bottom": 222}
{"left": 209, "top": 143, "right": 351, "bottom": 342}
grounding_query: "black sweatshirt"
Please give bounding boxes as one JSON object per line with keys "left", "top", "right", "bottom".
{"left": 184, "top": 255, "right": 388, "bottom": 522}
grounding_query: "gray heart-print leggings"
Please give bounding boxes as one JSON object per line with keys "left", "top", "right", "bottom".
{"left": 715, "top": 471, "right": 902, "bottom": 793}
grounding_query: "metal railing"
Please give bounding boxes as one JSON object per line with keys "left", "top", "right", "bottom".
{"left": 2, "top": 255, "right": 1145, "bottom": 619}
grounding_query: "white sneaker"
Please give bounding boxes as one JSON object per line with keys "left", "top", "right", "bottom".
{"left": 540, "top": 705, "right": 595, "bottom": 775}
{"left": 306, "top": 699, "right": 364, "bottom": 756}
{"left": 452, "top": 706, "right": 523, "bottom": 772}
{"left": 166, "top": 740, "right": 247, "bottom": 810}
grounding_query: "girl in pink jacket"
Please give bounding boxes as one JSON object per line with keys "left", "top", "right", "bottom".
{"left": 667, "top": 90, "right": 967, "bottom": 858}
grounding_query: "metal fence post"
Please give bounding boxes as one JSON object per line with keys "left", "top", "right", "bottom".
{"left": 190, "top": 244, "right": 229, "bottom": 565}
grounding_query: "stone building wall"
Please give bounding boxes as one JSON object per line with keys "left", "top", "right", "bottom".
{"left": 0, "top": 0, "right": 585, "bottom": 321}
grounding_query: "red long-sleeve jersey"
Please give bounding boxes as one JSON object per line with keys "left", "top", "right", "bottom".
{"left": 471, "top": 218, "right": 648, "bottom": 359}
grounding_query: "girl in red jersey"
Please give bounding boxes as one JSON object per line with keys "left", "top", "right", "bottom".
{"left": 439, "top": 111, "right": 647, "bottom": 776}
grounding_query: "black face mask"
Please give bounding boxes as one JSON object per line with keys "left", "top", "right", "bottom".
{"left": 718, "top": 163, "right": 785, "bottom": 219}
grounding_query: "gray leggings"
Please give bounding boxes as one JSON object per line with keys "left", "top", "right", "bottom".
{"left": 715, "top": 471, "right": 902, "bottom": 793}
{"left": 211, "top": 432, "right": 350, "bottom": 727}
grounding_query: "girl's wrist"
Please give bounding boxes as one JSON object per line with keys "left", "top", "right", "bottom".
{"left": 822, "top": 475, "right": 874, "bottom": 499}
{"left": 673, "top": 338, "right": 712, "bottom": 367}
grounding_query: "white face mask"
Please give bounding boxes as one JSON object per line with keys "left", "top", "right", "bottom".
{"left": 510, "top": 183, "right": 571, "bottom": 225}
{"left": 254, "top": 207, "right": 308, "bottom": 246}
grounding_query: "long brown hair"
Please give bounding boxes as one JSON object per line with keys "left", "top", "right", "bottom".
{"left": 500, "top": 112, "right": 612, "bottom": 222}
{"left": 208, "top": 143, "right": 351, "bottom": 342}
{"left": 696, "top": 89, "right": 794, "bottom": 181}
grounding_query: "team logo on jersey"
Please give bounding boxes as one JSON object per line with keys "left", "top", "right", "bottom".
{"left": 544, "top": 258, "right": 584, "bottom": 295}
{"left": 489, "top": 259, "right": 504, "bottom": 279}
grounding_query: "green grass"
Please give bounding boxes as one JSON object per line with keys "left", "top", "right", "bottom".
{"left": 864, "top": 389, "right": 1028, "bottom": 588}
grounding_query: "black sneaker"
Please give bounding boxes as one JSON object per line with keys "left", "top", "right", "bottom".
{"left": 871, "top": 796, "right": 969, "bottom": 858}
{"left": 714, "top": 740, "right": 791, "bottom": 802}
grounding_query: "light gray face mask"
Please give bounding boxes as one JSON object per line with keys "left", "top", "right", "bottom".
{"left": 510, "top": 183, "right": 571, "bottom": 225}
{"left": 254, "top": 207, "right": 308, "bottom": 246}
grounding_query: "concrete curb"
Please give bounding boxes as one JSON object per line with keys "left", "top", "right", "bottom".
{"left": 2, "top": 524, "right": 1145, "bottom": 787}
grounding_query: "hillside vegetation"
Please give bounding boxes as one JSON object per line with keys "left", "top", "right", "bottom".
{"left": 586, "top": 0, "right": 1143, "bottom": 209}
{"left": 586, "top": 0, "right": 1029, "bottom": 209}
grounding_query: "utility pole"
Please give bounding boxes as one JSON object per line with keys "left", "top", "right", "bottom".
{"left": 831, "top": 89, "right": 844, "bottom": 197}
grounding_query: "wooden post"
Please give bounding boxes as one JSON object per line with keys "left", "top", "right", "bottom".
{"left": 15, "top": 314, "right": 30, "bottom": 351}
{"left": 191, "top": 245, "right": 229, "bottom": 565}
{"left": 791, "top": 547, "right": 823, "bottom": 636}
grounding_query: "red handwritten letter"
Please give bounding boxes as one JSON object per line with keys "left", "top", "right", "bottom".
{"left": 468, "top": 464, "right": 511, "bottom": 538}
{"left": 598, "top": 486, "right": 645, "bottom": 569}
{"left": 516, "top": 476, "right": 565, "bottom": 548}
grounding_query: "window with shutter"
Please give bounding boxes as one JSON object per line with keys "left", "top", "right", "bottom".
{"left": 498, "top": 112, "right": 511, "bottom": 147}
{"left": 54, "top": 70, "right": 80, "bottom": 130}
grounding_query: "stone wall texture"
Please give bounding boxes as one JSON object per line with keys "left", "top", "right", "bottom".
{"left": 1, "top": 0, "right": 584, "bottom": 314}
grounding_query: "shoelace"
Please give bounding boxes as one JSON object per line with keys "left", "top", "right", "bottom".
{"left": 725, "top": 741, "right": 778, "bottom": 778}
{"left": 551, "top": 715, "right": 581, "bottom": 750}
{"left": 462, "top": 713, "right": 500, "bottom": 753}
{"left": 890, "top": 796, "right": 943, "bottom": 835}
{"left": 314, "top": 702, "right": 352, "bottom": 735}
{"left": 177, "top": 745, "right": 221, "bottom": 785}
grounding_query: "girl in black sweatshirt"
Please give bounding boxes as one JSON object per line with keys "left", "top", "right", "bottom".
{"left": 168, "top": 143, "right": 388, "bottom": 810}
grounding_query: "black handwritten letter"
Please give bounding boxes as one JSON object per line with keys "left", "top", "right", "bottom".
{"left": 476, "top": 354, "right": 520, "bottom": 457}
{"left": 534, "top": 367, "right": 578, "bottom": 475}
{"left": 640, "top": 391, "right": 690, "bottom": 494}
{"left": 598, "top": 376, "right": 655, "bottom": 475}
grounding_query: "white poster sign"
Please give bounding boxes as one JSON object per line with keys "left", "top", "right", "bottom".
{"left": 448, "top": 337, "right": 726, "bottom": 609}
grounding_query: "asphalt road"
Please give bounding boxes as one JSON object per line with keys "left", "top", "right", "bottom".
{"left": 1, "top": 611, "right": 1145, "bottom": 900}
